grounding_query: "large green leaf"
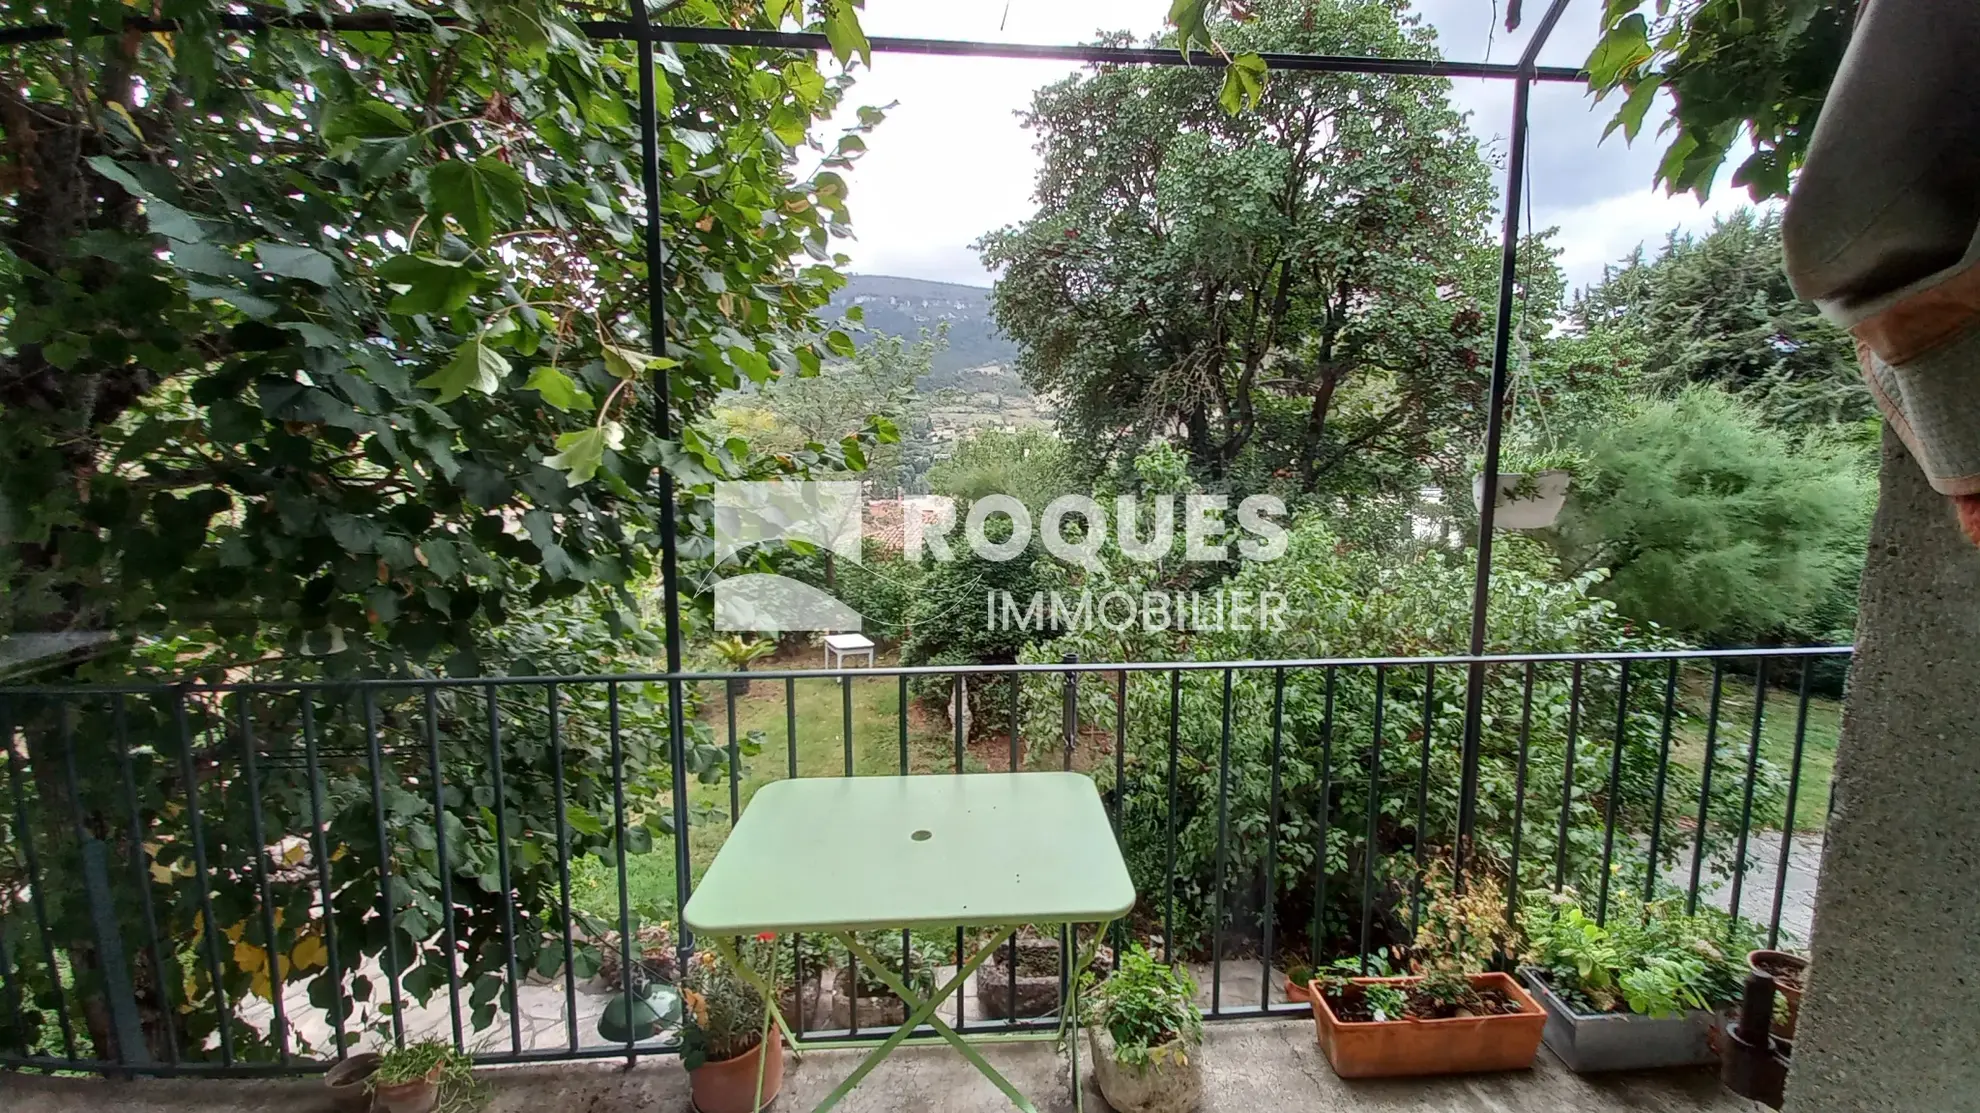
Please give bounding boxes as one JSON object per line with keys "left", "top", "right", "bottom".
{"left": 425, "top": 157, "right": 528, "bottom": 247}
{"left": 378, "top": 253, "right": 482, "bottom": 315}
{"left": 418, "top": 337, "right": 512, "bottom": 403}
{"left": 544, "top": 421, "right": 625, "bottom": 485}
{"left": 254, "top": 242, "right": 339, "bottom": 286}
{"left": 524, "top": 366, "right": 593, "bottom": 412}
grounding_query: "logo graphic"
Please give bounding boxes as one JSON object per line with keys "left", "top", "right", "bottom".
{"left": 710, "top": 481, "right": 1291, "bottom": 634}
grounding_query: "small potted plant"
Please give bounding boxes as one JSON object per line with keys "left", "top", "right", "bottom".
{"left": 1283, "top": 960, "right": 1314, "bottom": 1005}
{"left": 1471, "top": 446, "right": 1582, "bottom": 529}
{"left": 322, "top": 1051, "right": 381, "bottom": 1113}
{"left": 367, "top": 1040, "right": 483, "bottom": 1113}
{"left": 1519, "top": 888, "right": 1756, "bottom": 1072}
{"left": 709, "top": 635, "right": 777, "bottom": 697}
{"left": 1308, "top": 866, "right": 1545, "bottom": 1078}
{"left": 681, "top": 935, "right": 784, "bottom": 1113}
{"left": 1083, "top": 943, "right": 1205, "bottom": 1113}
{"left": 1746, "top": 948, "right": 1808, "bottom": 1040}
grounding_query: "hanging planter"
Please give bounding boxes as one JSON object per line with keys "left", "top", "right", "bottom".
{"left": 1472, "top": 469, "right": 1572, "bottom": 529}
{"left": 1469, "top": 445, "right": 1584, "bottom": 530}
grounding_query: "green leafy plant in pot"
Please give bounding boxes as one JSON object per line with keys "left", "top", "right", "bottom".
{"left": 1471, "top": 446, "right": 1586, "bottom": 529}
{"left": 1518, "top": 887, "right": 1762, "bottom": 1072}
{"left": 710, "top": 635, "right": 777, "bottom": 697}
{"left": 367, "top": 1040, "right": 485, "bottom": 1113}
{"left": 1082, "top": 943, "right": 1205, "bottom": 1113}
{"left": 681, "top": 935, "right": 784, "bottom": 1113}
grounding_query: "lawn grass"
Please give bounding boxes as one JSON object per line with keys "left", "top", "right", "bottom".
{"left": 1668, "top": 667, "right": 1842, "bottom": 833}
{"left": 569, "top": 648, "right": 953, "bottom": 927}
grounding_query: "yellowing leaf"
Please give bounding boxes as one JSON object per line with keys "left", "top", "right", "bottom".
{"left": 233, "top": 937, "right": 266, "bottom": 972}
{"left": 291, "top": 934, "right": 328, "bottom": 972}
{"left": 601, "top": 344, "right": 675, "bottom": 380}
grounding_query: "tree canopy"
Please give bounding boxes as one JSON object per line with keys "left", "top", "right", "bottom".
{"left": 0, "top": 0, "right": 895, "bottom": 1066}
{"left": 0, "top": 0, "right": 889, "bottom": 675}
{"left": 1548, "top": 386, "right": 1872, "bottom": 644}
{"left": 1564, "top": 209, "right": 1866, "bottom": 428}
{"left": 978, "top": 0, "right": 1560, "bottom": 499}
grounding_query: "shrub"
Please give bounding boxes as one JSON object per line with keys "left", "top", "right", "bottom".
{"left": 1086, "top": 944, "right": 1203, "bottom": 1068}
{"left": 1549, "top": 386, "right": 1872, "bottom": 644}
{"left": 1024, "top": 519, "right": 1781, "bottom": 959}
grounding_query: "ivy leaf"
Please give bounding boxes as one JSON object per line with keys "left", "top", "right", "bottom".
{"left": 418, "top": 337, "right": 511, "bottom": 403}
{"left": 1585, "top": 14, "right": 1651, "bottom": 90}
{"left": 146, "top": 201, "right": 205, "bottom": 243}
{"left": 323, "top": 99, "right": 415, "bottom": 142}
{"left": 1602, "top": 75, "right": 1663, "bottom": 144}
{"left": 254, "top": 242, "right": 339, "bottom": 286}
{"left": 1217, "top": 53, "right": 1268, "bottom": 115}
{"left": 544, "top": 421, "right": 625, "bottom": 485}
{"left": 601, "top": 344, "right": 678, "bottom": 380}
{"left": 822, "top": 1, "right": 871, "bottom": 67}
{"left": 523, "top": 366, "right": 593, "bottom": 412}
{"left": 185, "top": 280, "right": 276, "bottom": 319}
{"left": 426, "top": 158, "right": 526, "bottom": 247}
{"left": 377, "top": 253, "right": 481, "bottom": 315}
{"left": 1168, "top": 0, "right": 1213, "bottom": 59}
{"left": 84, "top": 155, "right": 153, "bottom": 199}
{"left": 782, "top": 61, "right": 825, "bottom": 106}
{"left": 729, "top": 346, "right": 772, "bottom": 383}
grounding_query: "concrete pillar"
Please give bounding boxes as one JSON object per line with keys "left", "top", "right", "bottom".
{"left": 1785, "top": 429, "right": 1980, "bottom": 1111}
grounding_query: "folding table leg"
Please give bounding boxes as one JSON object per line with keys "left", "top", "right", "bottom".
{"left": 826, "top": 927, "right": 1031, "bottom": 1113}
{"left": 1055, "top": 919, "right": 1113, "bottom": 1113}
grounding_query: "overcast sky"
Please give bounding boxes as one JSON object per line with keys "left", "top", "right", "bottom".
{"left": 819, "top": 0, "right": 1761, "bottom": 298}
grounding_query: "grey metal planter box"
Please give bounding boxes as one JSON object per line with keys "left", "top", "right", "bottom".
{"left": 1519, "top": 967, "right": 1719, "bottom": 1073}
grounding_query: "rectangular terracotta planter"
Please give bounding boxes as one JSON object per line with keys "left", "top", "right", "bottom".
{"left": 1309, "top": 973, "right": 1547, "bottom": 1079}
{"left": 1519, "top": 967, "right": 1719, "bottom": 1072}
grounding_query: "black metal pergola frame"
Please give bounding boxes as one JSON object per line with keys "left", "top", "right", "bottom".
{"left": 1, "top": 0, "right": 1582, "bottom": 916}
{"left": 624, "top": 1, "right": 1586, "bottom": 862}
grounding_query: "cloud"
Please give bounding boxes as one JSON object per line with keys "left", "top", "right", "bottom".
{"left": 1547, "top": 178, "right": 1767, "bottom": 294}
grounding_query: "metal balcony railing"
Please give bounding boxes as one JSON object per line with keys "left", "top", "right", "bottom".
{"left": 0, "top": 645, "right": 1847, "bottom": 1075}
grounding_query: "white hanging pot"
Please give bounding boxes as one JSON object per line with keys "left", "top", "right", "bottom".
{"left": 1471, "top": 469, "right": 1572, "bottom": 529}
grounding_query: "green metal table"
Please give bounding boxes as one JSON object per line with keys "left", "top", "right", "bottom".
{"left": 682, "top": 771, "right": 1136, "bottom": 1113}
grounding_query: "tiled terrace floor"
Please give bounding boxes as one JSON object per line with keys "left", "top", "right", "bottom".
{"left": 5, "top": 1018, "right": 1768, "bottom": 1113}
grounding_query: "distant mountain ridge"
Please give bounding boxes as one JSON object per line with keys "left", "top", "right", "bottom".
{"left": 827, "top": 274, "right": 1021, "bottom": 375}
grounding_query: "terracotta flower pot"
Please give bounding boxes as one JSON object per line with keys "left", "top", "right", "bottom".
{"left": 371, "top": 1062, "right": 444, "bottom": 1113}
{"left": 323, "top": 1052, "right": 380, "bottom": 1113}
{"left": 1284, "top": 977, "right": 1312, "bottom": 1004}
{"left": 1747, "top": 950, "right": 1807, "bottom": 1040}
{"left": 1309, "top": 973, "right": 1546, "bottom": 1079}
{"left": 689, "top": 1030, "right": 785, "bottom": 1113}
